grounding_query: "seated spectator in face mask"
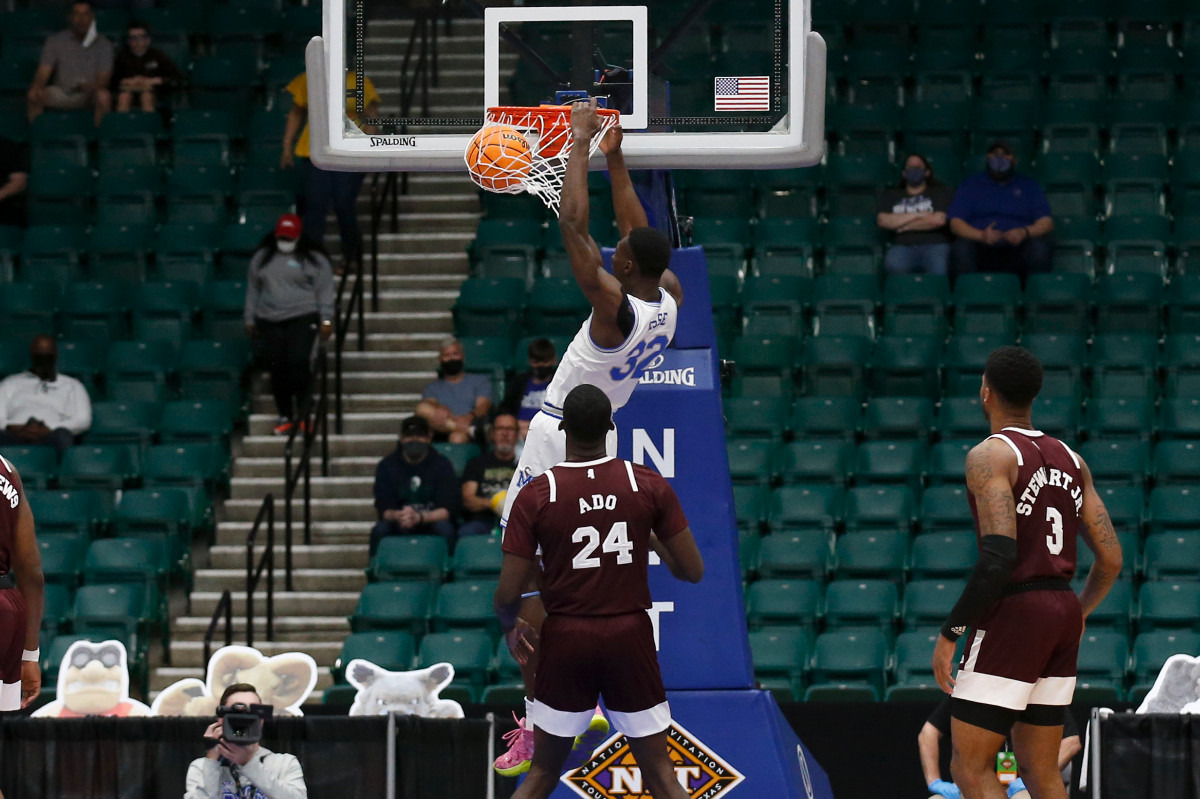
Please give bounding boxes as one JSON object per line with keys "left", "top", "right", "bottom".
{"left": 499, "top": 338, "right": 558, "bottom": 440}
{"left": 876, "top": 154, "right": 954, "bottom": 276}
{"left": 370, "top": 416, "right": 460, "bottom": 556}
{"left": 0, "top": 335, "right": 91, "bottom": 456}
{"left": 457, "top": 413, "right": 520, "bottom": 538}
{"left": 415, "top": 338, "right": 492, "bottom": 444}
{"left": 948, "top": 142, "right": 1055, "bottom": 281}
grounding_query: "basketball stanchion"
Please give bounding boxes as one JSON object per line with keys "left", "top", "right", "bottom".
{"left": 464, "top": 105, "right": 621, "bottom": 216}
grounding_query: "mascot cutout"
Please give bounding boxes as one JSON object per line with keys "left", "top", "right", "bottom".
{"left": 152, "top": 645, "right": 318, "bottom": 717}
{"left": 345, "top": 660, "right": 464, "bottom": 718}
{"left": 32, "top": 639, "right": 152, "bottom": 718}
{"left": 1137, "top": 653, "right": 1200, "bottom": 714}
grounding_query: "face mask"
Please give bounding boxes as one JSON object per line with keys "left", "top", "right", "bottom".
{"left": 531, "top": 365, "right": 555, "bottom": 380}
{"left": 31, "top": 354, "right": 56, "bottom": 380}
{"left": 277, "top": 239, "right": 298, "bottom": 254}
{"left": 440, "top": 359, "right": 464, "bottom": 377}
{"left": 401, "top": 441, "right": 429, "bottom": 461}
{"left": 987, "top": 155, "right": 1013, "bottom": 180}
{"left": 903, "top": 167, "right": 926, "bottom": 187}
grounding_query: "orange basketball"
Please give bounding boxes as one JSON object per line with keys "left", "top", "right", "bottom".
{"left": 466, "top": 125, "right": 533, "bottom": 191}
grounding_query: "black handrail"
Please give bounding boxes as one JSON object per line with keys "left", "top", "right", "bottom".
{"left": 333, "top": 254, "right": 367, "bottom": 433}
{"left": 283, "top": 346, "right": 330, "bottom": 574}
{"left": 202, "top": 589, "right": 233, "bottom": 667}
{"left": 245, "top": 493, "right": 275, "bottom": 648}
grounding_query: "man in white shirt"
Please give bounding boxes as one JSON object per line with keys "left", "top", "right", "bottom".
{"left": 0, "top": 336, "right": 91, "bottom": 456}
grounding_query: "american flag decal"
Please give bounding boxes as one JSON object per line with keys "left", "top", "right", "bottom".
{"left": 714, "top": 76, "right": 770, "bottom": 111}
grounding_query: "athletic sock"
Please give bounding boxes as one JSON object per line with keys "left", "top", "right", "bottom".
{"left": 525, "top": 696, "right": 535, "bottom": 730}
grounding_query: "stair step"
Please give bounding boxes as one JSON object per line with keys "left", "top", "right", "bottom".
{"left": 150, "top": 666, "right": 335, "bottom": 695}
{"left": 251, "top": 393, "right": 420, "bottom": 415}
{"left": 234, "top": 456, "right": 381, "bottom": 480}
{"left": 230, "top": 476, "right": 374, "bottom": 501}
{"left": 216, "top": 521, "right": 372, "bottom": 547}
{"left": 343, "top": 332, "right": 447, "bottom": 351}
{"left": 375, "top": 274, "right": 468, "bottom": 291}
{"left": 240, "top": 432, "right": 408, "bottom": 458}
{"left": 190, "top": 591, "right": 361, "bottom": 617}
{"left": 169, "top": 640, "right": 345, "bottom": 668}
{"left": 224, "top": 498, "right": 376, "bottom": 523}
{"left": 208, "top": 545, "right": 367, "bottom": 570}
{"left": 171, "top": 615, "right": 352, "bottom": 641}
{"left": 194, "top": 569, "right": 367, "bottom": 593}
{"left": 364, "top": 312, "right": 453, "bottom": 335}
{"left": 246, "top": 411, "right": 411, "bottom": 437}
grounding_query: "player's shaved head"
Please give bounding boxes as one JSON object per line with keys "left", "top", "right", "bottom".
{"left": 560, "top": 384, "right": 613, "bottom": 445}
{"left": 984, "top": 346, "right": 1043, "bottom": 409}
{"left": 627, "top": 226, "right": 671, "bottom": 279}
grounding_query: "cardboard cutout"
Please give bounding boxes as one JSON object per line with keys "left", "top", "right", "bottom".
{"left": 152, "top": 645, "right": 318, "bottom": 716}
{"left": 1137, "top": 653, "right": 1200, "bottom": 714}
{"left": 345, "top": 660, "right": 464, "bottom": 718}
{"left": 32, "top": 639, "right": 152, "bottom": 718}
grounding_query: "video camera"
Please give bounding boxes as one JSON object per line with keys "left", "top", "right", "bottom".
{"left": 214, "top": 702, "right": 273, "bottom": 745}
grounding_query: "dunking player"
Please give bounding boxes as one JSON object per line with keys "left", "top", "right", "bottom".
{"left": 495, "top": 385, "right": 704, "bottom": 799}
{"left": 493, "top": 98, "right": 684, "bottom": 774}
{"left": 0, "top": 454, "right": 44, "bottom": 714}
{"left": 931, "top": 347, "right": 1123, "bottom": 799}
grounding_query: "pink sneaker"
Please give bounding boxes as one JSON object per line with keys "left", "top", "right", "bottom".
{"left": 563, "top": 705, "right": 610, "bottom": 773}
{"left": 494, "top": 712, "right": 535, "bottom": 776}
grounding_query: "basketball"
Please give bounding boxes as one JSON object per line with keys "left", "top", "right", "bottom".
{"left": 466, "top": 125, "right": 533, "bottom": 191}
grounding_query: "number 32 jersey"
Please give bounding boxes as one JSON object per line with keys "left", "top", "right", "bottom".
{"left": 970, "top": 427, "right": 1084, "bottom": 583}
{"left": 502, "top": 457, "right": 689, "bottom": 617}
{"left": 543, "top": 289, "right": 678, "bottom": 414}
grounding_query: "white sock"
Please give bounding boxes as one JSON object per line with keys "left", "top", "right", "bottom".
{"left": 525, "top": 697, "right": 535, "bottom": 730}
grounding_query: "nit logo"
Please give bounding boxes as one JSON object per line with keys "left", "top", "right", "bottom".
{"left": 562, "top": 722, "right": 745, "bottom": 799}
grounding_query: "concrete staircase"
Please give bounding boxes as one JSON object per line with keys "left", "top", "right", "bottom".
{"left": 153, "top": 15, "right": 509, "bottom": 697}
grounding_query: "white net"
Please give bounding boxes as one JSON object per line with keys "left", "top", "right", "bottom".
{"left": 465, "top": 105, "right": 620, "bottom": 216}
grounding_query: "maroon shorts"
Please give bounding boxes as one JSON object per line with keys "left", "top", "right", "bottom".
{"left": 0, "top": 589, "right": 26, "bottom": 711}
{"left": 952, "top": 587, "right": 1082, "bottom": 730}
{"left": 531, "top": 612, "right": 670, "bottom": 738}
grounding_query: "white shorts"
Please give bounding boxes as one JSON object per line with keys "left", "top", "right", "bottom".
{"left": 500, "top": 409, "right": 617, "bottom": 528}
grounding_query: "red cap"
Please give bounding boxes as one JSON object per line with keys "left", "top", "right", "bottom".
{"left": 275, "top": 213, "right": 302, "bottom": 240}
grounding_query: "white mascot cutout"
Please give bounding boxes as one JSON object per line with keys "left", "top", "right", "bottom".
{"left": 152, "top": 645, "right": 318, "bottom": 717}
{"left": 345, "top": 660, "right": 464, "bottom": 718}
{"left": 1138, "top": 653, "right": 1200, "bottom": 714}
{"left": 32, "top": 639, "right": 152, "bottom": 717}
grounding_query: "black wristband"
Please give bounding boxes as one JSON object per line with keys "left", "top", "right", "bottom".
{"left": 941, "top": 535, "right": 1018, "bottom": 641}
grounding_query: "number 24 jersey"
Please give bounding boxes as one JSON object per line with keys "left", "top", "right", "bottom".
{"left": 501, "top": 456, "right": 689, "bottom": 617}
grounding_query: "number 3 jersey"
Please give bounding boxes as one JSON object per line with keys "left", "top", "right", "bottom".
{"left": 502, "top": 456, "right": 689, "bottom": 617}
{"left": 542, "top": 288, "right": 679, "bottom": 416}
{"left": 970, "top": 427, "right": 1084, "bottom": 583}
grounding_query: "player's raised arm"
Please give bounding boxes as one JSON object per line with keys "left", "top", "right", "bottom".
{"left": 559, "top": 100, "right": 624, "bottom": 321}
{"left": 1075, "top": 457, "right": 1123, "bottom": 620}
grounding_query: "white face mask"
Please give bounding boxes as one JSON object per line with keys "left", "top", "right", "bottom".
{"left": 277, "top": 239, "right": 298, "bottom": 254}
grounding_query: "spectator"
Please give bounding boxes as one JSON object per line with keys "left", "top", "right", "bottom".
{"left": 281, "top": 70, "right": 380, "bottom": 273}
{"left": 458, "top": 413, "right": 519, "bottom": 538}
{"left": 26, "top": 1, "right": 114, "bottom": 125}
{"left": 0, "top": 137, "right": 29, "bottom": 229}
{"left": 499, "top": 338, "right": 557, "bottom": 439}
{"left": 370, "top": 416, "right": 459, "bottom": 556}
{"left": 244, "top": 213, "right": 335, "bottom": 436}
{"left": 110, "top": 20, "right": 181, "bottom": 113}
{"left": 876, "top": 154, "right": 954, "bottom": 275}
{"left": 0, "top": 335, "right": 91, "bottom": 456}
{"left": 948, "top": 142, "right": 1055, "bottom": 280}
{"left": 416, "top": 338, "right": 492, "bottom": 445}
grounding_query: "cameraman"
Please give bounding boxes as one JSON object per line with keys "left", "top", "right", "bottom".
{"left": 184, "top": 683, "right": 308, "bottom": 799}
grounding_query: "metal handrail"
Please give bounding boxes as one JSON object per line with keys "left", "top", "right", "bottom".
{"left": 245, "top": 494, "right": 275, "bottom": 648}
{"left": 283, "top": 347, "right": 330, "bottom": 582}
{"left": 202, "top": 589, "right": 233, "bottom": 667}
{"left": 334, "top": 251, "right": 367, "bottom": 434}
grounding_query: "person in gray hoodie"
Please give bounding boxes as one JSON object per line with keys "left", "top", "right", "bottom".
{"left": 244, "top": 213, "right": 335, "bottom": 436}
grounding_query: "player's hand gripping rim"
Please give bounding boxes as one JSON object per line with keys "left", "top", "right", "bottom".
{"left": 506, "top": 618, "right": 538, "bottom": 665}
{"left": 932, "top": 633, "right": 958, "bottom": 695}
{"left": 569, "top": 98, "right": 602, "bottom": 141}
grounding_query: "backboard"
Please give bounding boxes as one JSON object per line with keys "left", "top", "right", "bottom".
{"left": 305, "top": 0, "right": 826, "bottom": 172}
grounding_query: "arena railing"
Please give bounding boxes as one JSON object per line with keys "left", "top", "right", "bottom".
{"left": 283, "top": 347, "right": 330, "bottom": 579}
{"left": 333, "top": 254, "right": 366, "bottom": 434}
{"left": 202, "top": 492, "right": 277, "bottom": 663}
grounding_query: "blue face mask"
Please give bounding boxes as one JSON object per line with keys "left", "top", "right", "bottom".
{"left": 987, "top": 155, "right": 1014, "bottom": 179}
{"left": 903, "top": 166, "right": 927, "bottom": 187}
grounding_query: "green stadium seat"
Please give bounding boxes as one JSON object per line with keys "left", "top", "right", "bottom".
{"left": 1085, "top": 397, "right": 1154, "bottom": 439}
{"left": 1158, "top": 398, "right": 1200, "bottom": 439}
{"left": 725, "top": 396, "right": 790, "bottom": 440}
{"left": 59, "top": 281, "right": 128, "bottom": 344}
{"left": 88, "top": 401, "right": 162, "bottom": 449}
{"left": 1152, "top": 441, "right": 1200, "bottom": 485}
{"left": 1023, "top": 275, "right": 1093, "bottom": 334}
{"left": 114, "top": 488, "right": 191, "bottom": 539}
{"left": 739, "top": 529, "right": 762, "bottom": 577}
{"left": 808, "top": 628, "right": 889, "bottom": 698}
{"left": 1143, "top": 533, "right": 1200, "bottom": 581}
{"left": 27, "top": 164, "right": 93, "bottom": 226}
{"left": 776, "top": 440, "right": 851, "bottom": 485}
{"left": 143, "top": 443, "right": 228, "bottom": 493}
{"left": 910, "top": 533, "right": 977, "bottom": 579}
{"left": 756, "top": 529, "right": 834, "bottom": 579}
{"left": 200, "top": 281, "right": 248, "bottom": 341}
{"left": 26, "top": 489, "right": 109, "bottom": 538}
{"left": 892, "top": 628, "right": 957, "bottom": 687}
{"left": 869, "top": 335, "right": 940, "bottom": 397}
{"left": 789, "top": 397, "right": 861, "bottom": 440}
{"left": 733, "top": 485, "right": 768, "bottom": 533}
{"left": 84, "top": 537, "right": 170, "bottom": 594}
{"left": 1094, "top": 274, "right": 1164, "bottom": 335}
{"left": 451, "top": 536, "right": 504, "bottom": 579}
{"left": 1084, "top": 580, "right": 1134, "bottom": 632}
{"left": 525, "top": 278, "right": 589, "bottom": 336}
{"left": 0, "top": 280, "right": 60, "bottom": 340}
{"left": 844, "top": 486, "right": 914, "bottom": 532}
{"left": 452, "top": 278, "right": 525, "bottom": 338}
{"left": 432, "top": 443, "right": 480, "bottom": 478}
{"left": 72, "top": 582, "right": 147, "bottom": 641}
{"left": 768, "top": 485, "right": 841, "bottom": 534}
{"left": 834, "top": 531, "right": 908, "bottom": 579}
{"left": 746, "top": 579, "right": 822, "bottom": 629}
{"left": 159, "top": 400, "right": 234, "bottom": 445}
{"left": 369, "top": 536, "right": 447, "bottom": 583}
{"left": 1167, "top": 276, "right": 1200, "bottom": 335}
{"left": 350, "top": 582, "right": 435, "bottom": 636}
{"left": 749, "top": 627, "right": 809, "bottom": 691}
{"left": 1164, "top": 335, "right": 1200, "bottom": 398}
{"left": 1077, "top": 439, "right": 1149, "bottom": 488}
{"left": 39, "top": 535, "right": 87, "bottom": 589}
{"left": 853, "top": 440, "right": 926, "bottom": 491}
{"left": 1131, "top": 631, "right": 1200, "bottom": 684}
{"left": 1138, "top": 582, "right": 1200, "bottom": 631}
{"left": 432, "top": 579, "right": 499, "bottom": 636}
{"left": 882, "top": 273, "right": 949, "bottom": 336}
{"left": 332, "top": 632, "right": 416, "bottom": 683}
{"left": 903, "top": 578, "right": 967, "bottom": 628}
{"left": 730, "top": 374, "right": 792, "bottom": 399}
{"left": 1104, "top": 153, "right": 1170, "bottom": 184}
{"left": 417, "top": 630, "right": 493, "bottom": 694}
{"left": 1027, "top": 396, "right": 1079, "bottom": 440}
{"left": 18, "top": 225, "right": 86, "bottom": 284}
{"left": 927, "top": 439, "right": 974, "bottom": 485}
{"left": 726, "top": 439, "right": 777, "bottom": 486}
{"left": 822, "top": 246, "right": 880, "bottom": 278}
{"left": 823, "top": 578, "right": 899, "bottom": 630}
{"left": 921, "top": 485, "right": 973, "bottom": 533}
{"left": 943, "top": 334, "right": 1015, "bottom": 396}
{"left": 4, "top": 447, "right": 57, "bottom": 491}
{"left": 1076, "top": 630, "right": 1128, "bottom": 689}
{"left": 935, "top": 396, "right": 987, "bottom": 439}
{"left": 732, "top": 336, "right": 799, "bottom": 379}
{"left": 801, "top": 336, "right": 872, "bottom": 397}
{"left": 41, "top": 583, "right": 72, "bottom": 638}
{"left": 58, "top": 446, "right": 135, "bottom": 491}
{"left": 177, "top": 339, "right": 249, "bottom": 402}
{"left": 952, "top": 274, "right": 1021, "bottom": 337}
{"left": 861, "top": 397, "right": 934, "bottom": 440}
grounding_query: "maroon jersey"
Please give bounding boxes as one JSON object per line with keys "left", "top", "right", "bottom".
{"left": 968, "top": 427, "right": 1083, "bottom": 582}
{"left": 0, "top": 455, "right": 24, "bottom": 574}
{"left": 502, "top": 456, "right": 689, "bottom": 617}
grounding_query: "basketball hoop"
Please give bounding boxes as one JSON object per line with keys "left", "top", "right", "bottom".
{"left": 466, "top": 105, "right": 621, "bottom": 216}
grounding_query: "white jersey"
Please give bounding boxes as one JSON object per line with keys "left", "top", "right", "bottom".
{"left": 542, "top": 288, "right": 679, "bottom": 415}
{"left": 500, "top": 288, "right": 678, "bottom": 527}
